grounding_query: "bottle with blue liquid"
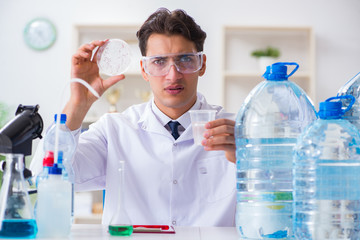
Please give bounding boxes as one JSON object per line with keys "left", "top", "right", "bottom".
{"left": 0, "top": 154, "right": 37, "bottom": 238}
{"left": 293, "top": 95, "right": 360, "bottom": 240}
{"left": 235, "top": 62, "right": 316, "bottom": 239}
{"left": 337, "top": 72, "right": 360, "bottom": 130}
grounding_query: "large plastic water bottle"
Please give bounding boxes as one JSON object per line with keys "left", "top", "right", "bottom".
{"left": 36, "top": 161, "right": 72, "bottom": 237}
{"left": 337, "top": 72, "right": 360, "bottom": 130}
{"left": 293, "top": 95, "right": 360, "bottom": 240}
{"left": 235, "top": 62, "right": 317, "bottom": 239}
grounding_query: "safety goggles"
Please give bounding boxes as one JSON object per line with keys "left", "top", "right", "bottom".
{"left": 142, "top": 52, "right": 203, "bottom": 77}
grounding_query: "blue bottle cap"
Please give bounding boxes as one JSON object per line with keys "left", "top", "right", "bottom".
{"left": 54, "top": 114, "right": 67, "bottom": 124}
{"left": 318, "top": 95, "right": 355, "bottom": 119}
{"left": 48, "top": 163, "right": 62, "bottom": 175}
{"left": 318, "top": 101, "right": 343, "bottom": 119}
{"left": 263, "top": 62, "right": 299, "bottom": 81}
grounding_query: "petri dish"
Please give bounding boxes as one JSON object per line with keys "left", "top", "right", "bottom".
{"left": 96, "top": 39, "right": 132, "bottom": 76}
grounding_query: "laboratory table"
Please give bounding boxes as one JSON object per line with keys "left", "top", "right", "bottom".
{"left": 36, "top": 224, "right": 240, "bottom": 240}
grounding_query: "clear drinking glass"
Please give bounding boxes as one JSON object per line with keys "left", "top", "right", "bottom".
{"left": 189, "top": 110, "right": 216, "bottom": 145}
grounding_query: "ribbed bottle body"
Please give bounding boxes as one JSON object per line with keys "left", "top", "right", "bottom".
{"left": 236, "top": 79, "right": 316, "bottom": 239}
{"left": 294, "top": 119, "right": 360, "bottom": 240}
{"left": 237, "top": 137, "right": 296, "bottom": 239}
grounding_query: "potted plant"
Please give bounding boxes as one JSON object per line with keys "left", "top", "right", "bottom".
{"left": 251, "top": 46, "right": 280, "bottom": 72}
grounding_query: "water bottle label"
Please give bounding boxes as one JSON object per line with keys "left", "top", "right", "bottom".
{"left": 238, "top": 191, "right": 293, "bottom": 202}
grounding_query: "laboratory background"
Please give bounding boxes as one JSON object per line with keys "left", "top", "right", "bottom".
{"left": 0, "top": 0, "right": 360, "bottom": 223}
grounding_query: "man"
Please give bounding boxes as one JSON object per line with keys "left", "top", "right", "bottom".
{"left": 37, "top": 8, "right": 237, "bottom": 226}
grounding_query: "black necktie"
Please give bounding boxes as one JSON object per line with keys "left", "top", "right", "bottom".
{"left": 168, "top": 121, "right": 181, "bottom": 140}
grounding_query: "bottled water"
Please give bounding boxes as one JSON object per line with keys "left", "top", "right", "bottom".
{"left": 36, "top": 162, "right": 72, "bottom": 237}
{"left": 293, "top": 95, "right": 360, "bottom": 240}
{"left": 337, "top": 72, "right": 360, "bottom": 130}
{"left": 235, "top": 62, "right": 316, "bottom": 239}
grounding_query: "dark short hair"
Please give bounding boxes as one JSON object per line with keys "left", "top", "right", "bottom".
{"left": 136, "top": 8, "right": 207, "bottom": 56}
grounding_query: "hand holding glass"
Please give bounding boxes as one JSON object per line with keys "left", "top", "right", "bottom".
{"left": 189, "top": 110, "right": 216, "bottom": 145}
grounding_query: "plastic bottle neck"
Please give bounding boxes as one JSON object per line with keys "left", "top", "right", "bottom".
{"left": 47, "top": 174, "right": 62, "bottom": 180}
{"left": 263, "top": 62, "right": 299, "bottom": 81}
{"left": 54, "top": 114, "right": 67, "bottom": 124}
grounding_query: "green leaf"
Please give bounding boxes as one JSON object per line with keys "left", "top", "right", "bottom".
{"left": 251, "top": 46, "right": 280, "bottom": 58}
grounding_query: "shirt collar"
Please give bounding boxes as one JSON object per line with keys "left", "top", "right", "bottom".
{"left": 151, "top": 95, "right": 202, "bottom": 129}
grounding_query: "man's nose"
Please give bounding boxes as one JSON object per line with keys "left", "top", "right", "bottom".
{"left": 166, "top": 64, "right": 182, "bottom": 78}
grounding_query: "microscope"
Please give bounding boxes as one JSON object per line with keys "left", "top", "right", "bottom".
{"left": 0, "top": 104, "right": 43, "bottom": 180}
{"left": 0, "top": 104, "right": 43, "bottom": 223}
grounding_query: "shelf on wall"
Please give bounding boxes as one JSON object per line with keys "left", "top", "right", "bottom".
{"left": 222, "top": 25, "right": 316, "bottom": 113}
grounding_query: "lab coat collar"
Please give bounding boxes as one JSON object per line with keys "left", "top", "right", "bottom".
{"left": 137, "top": 93, "right": 212, "bottom": 142}
{"left": 137, "top": 99, "right": 170, "bottom": 139}
{"left": 150, "top": 96, "right": 202, "bottom": 129}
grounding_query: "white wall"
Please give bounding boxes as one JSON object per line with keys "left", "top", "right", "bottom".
{"left": 1, "top": 0, "right": 360, "bottom": 143}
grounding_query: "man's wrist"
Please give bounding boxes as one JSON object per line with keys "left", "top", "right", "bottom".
{"left": 63, "top": 101, "right": 90, "bottom": 131}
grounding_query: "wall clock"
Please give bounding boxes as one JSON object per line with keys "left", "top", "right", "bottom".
{"left": 24, "top": 18, "right": 57, "bottom": 51}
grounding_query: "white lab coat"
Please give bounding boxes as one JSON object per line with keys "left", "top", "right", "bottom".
{"left": 32, "top": 93, "right": 237, "bottom": 227}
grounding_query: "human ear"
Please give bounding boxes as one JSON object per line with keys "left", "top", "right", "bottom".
{"left": 199, "top": 54, "right": 207, "bottom": 77}
{"left": 140, "top": 59, "right": 150, "bottom": 82}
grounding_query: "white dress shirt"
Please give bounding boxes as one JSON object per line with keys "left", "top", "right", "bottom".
{"left": 33, "top": 93, "right": 237, "bottom": 227}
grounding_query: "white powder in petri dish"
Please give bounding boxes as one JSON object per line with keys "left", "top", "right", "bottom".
{"left": 97, "top": 39, "right": 132, "bottom": 76}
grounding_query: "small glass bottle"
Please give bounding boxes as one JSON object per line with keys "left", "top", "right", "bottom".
{"left": 108, "top": 161, "right": 133, "bottom": 236}
{"left": 0, "top": 154, "right": 37, "bottom": 238}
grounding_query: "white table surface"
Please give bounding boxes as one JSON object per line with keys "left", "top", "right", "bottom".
{"left": 36, "top": 224, "right": 239, "bottom": 240}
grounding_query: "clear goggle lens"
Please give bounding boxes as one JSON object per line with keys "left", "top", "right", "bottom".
{"left": 142, "top": 52, "right": 203, "bottom": 77}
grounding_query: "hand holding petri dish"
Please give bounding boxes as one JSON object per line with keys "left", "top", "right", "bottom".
{"left": 96, "top": 39, "right": 132, "bottom": 76}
